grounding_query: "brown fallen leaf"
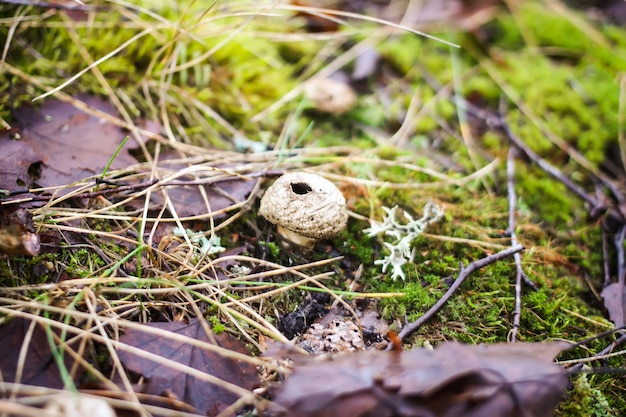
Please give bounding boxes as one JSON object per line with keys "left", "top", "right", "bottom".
{"left": 384, "top": 0, "right": 499, "bottom": 31}
{"left": 12, "top": 95, "right": 138, "bottom": 192}
{"left": 0, "top": 316, "right": 84, "bottom": 389}
{"left": 0, "top": 131, "right": 43, "bottom": 193}
{"left": 117, "top": 318, "right": 259, "bottom": 417}
{"left": 151, "top": 174, "right": 259, "bottom": 219}
{"left": 128, "top": 144, "right": 260, "bottom": 219}
{"left": 273, "top": 341, "right": 570, "bottom": 417}
{"left": 0, "top": 207, "right": 40, "bottom": 257}
{"left": 601, "top": 282, "right": 626, "bottom": 328}
{"left": 6, "top": 97, "right": 257, "bottom": 220}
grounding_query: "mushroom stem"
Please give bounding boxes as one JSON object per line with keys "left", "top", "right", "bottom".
{"left": 277, "top": 225, "right": 318, "bottom": 249}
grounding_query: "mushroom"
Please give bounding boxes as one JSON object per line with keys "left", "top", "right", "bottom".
{"left": 259, "top": 172, "right": 348, "bottom": 248}
{"left": 303, "top": 77, "right": 356, "bottom": 115}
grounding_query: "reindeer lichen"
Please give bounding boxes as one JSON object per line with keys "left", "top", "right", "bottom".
{"left": 365, "top": 202, "right": 444, "bottom": 280}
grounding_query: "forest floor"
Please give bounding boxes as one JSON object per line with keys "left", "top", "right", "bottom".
{"left": 1, "top": 1, "right": 625, "bottom": 416}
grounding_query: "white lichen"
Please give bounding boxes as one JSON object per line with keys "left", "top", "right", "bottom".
{"left": 364, "top": 201, "right": 444, "bottom": 280}
{"left": 230, "top": 264, "right": 251, "bottom": 277}
{"left": 173, "top": 227, "right": 225, "bottom": 256}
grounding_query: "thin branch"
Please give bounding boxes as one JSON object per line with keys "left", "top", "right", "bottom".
{"left": 491, "top": 106, "right": 625, "bottom": 226}
{"left": 507, "top": 147, "right": 525, "bottom": 342}
{"left": 567, "top": 328, "right": 626, "bottom": 374}
{"left": 1, "top": 170, "right": 283, "bottom": 205}
{"left": 602, "top": 228, "right": 611, "bottom": 287}
{"left": 395, "top": 244, "right": 525, "bottom": 343}
{"left": 615, "top": 225, "right": 626, "bottom": 286}
{"left": 498, "top": 118, "right": 597, "bottom": 206}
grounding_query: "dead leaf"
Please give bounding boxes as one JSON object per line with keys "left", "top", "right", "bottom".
{"left": 291, "top": 0, "right": 340, "bottom": 32}
{"left": 13, "top": 95, "right": 137, "bottom": 192}
{"left": 117, "top": 318, "right": 259, "bottom": 416}
{"left": 130, "top": 145, "right": 260, "bottom": 219}
{"left": 0, "top": 316, "right": 84, "bottom": 389}
{"left": 352, "top": 48, "right": 381, "bottom": 81}
{"left": 159, "top": 175, "right": 258, "bottom": 219}
{"left": 273, "top": 341, "right": 570, "bottom": 417}
{"left": 356, "top": 305, "right": 389, "bottom": 348}
{"left": 0, "top": 131, "right": 43, "bottom": 193}
{"left": 384, "top": 0, "right": 499, "bottom": 31}
{"left": 0, "top": 207, "right": 40, "bottom": 256}
{"left": 601, "top": 282, "right": 626, "bottom": 327}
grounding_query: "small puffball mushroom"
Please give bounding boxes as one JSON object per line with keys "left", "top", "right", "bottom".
{"left": 259, "top": 172, "right": 348, "bottom": 248}
{"left": 303, "top": 78, "right": 357, "bottom": 114}
{"left": 45, "top": 394, "right": 115, "bottom": 417}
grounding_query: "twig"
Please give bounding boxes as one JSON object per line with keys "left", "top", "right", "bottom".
{"left": 506, "top": 147, "right": 526, "bottom": 342}
{"left": 2, "top": 180, "right": 159, "bottom": 204}
{"left": 498, "top": 117, "right": 599, "bottom": 208}
{"left": 489, "top": 105, "right": 625, "bottom": 226}
{"left": 1, "top": 170, "right": 283, "bottom": 205}
{"left": 567, "top": 327, "right": 626, "bottom": 374}
{"left": 394, "top": 244, "right": 525, "bottom": 344}
{"left": 602, "top": 228, "right": 612, "bottom": 287}
{"left": 615, "top": 226, "right": 626, "bottom": 286}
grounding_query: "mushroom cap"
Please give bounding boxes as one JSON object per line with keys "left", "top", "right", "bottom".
{"left": 303, "top": 78, "right": 356, "bottom": 115}
{"left": 259, "top": 172, "right": 348, "bottom": 240}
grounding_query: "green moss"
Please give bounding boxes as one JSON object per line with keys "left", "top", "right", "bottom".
{"left": 516, "top": 165, "right": 581, "bottom": 226}
{"left": 66, "top": 248, "right": 106, "bottom": 278}
{"left": 208, "top": 315, "right": 227, "bottom": 334}
{"left": 557, "top": 372, "right": 621, "bottom": 417}
{"left": 258, "top": 240, "right": 281, "bottom": 261}
{"left": 378, "top": 35, "right": 425, "bottom": 75}
{"left": 0, "top": 253, "right": 57, "bottom": 286}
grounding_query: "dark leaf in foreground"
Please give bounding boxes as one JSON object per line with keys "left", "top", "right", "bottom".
{"left": 117, "top": 318, "right": 259, "bottom": 416}
{"left": 0, "top": 316, "right": 83, "bottom": 389}
{"left": 601, "top": 282, "right": 626, "bottom": 327}
{"left": 273, "top": 341, "right": 570, "bottom": 417}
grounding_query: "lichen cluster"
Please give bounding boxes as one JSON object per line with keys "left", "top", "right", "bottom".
{"left": 364, "top": 202, "right": 444, "bottom": 280}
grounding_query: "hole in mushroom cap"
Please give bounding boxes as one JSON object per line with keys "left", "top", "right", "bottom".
{"left": 291, "top": 182, "right": 312, "bottom": 195}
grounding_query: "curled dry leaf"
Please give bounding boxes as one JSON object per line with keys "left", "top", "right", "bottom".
{"left": 383, "top": 0, "right": 499, "bottom": 31}
{"left": 273, "top": 341, "right": 570, "bottom": 417}
{"left": 601, "top": 282, "right": 626, "bottom": 328}
{"left": 0, "top": 207, "right": 40, "bottom": 257}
